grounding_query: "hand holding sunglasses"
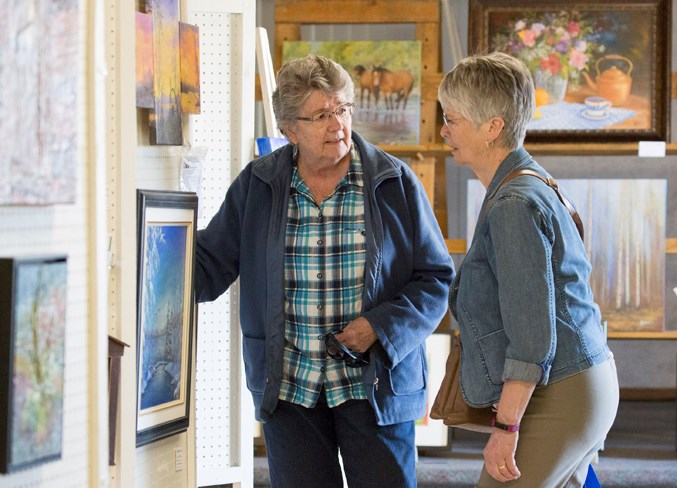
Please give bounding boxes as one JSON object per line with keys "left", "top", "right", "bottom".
{"left": 324, "top": 331, "right": 370, "bottom": 367}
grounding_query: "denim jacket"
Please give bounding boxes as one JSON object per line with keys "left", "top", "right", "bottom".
{"left": 451, "top": 147, "right": 611, "bottom": 408}
{"left": 195, "top": 131, "right": 454, "bottom": 425}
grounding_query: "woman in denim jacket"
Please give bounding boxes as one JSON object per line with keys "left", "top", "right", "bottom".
{"left": 439, "top": 52, "right": 619, "bottom": 487}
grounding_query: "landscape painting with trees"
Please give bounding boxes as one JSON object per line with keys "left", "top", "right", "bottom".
{"left": 467, "top": 179, "right": 666, "bottom": 333}
{"left": 0, "top": 256, "right": 67, "bottom": 472}
{"left": 136, "top": 190, "right": 196, "bottom": 445}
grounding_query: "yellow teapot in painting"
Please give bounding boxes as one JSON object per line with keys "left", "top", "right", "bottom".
{"left": 582, "top": 55, "right": 633, "bottom": 106}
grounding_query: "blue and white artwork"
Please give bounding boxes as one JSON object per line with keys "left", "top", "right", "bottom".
{"left": 467, "top": 179, "right": 666, "bottom": 332}
{"left": 139, "top": 224, "right": 188, "bottom": 411}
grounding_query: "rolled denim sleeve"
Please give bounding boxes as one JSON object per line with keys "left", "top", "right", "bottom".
{"left": 485, "top": 196, "right": 556, "bottom": 385}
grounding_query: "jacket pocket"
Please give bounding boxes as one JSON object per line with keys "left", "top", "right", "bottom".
{"left": 242, "top": 336, "right": 266, "bottom": 393}
{"left": 388, "top": 345, "right": 426, "bottom": 395}
{"left": 476, "top": 329, "right": 509, "bottom": 386}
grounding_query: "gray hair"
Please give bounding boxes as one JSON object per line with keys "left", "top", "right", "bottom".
{"left": 438, "top": 52, "right": 534, "bottom": 149}
{"left": 272, "top": 54, "right": 355, "bottom": 133}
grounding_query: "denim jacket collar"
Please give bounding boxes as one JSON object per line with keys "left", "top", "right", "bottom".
{"left": 485, "top": 146, "right": 532, "bottom": 201}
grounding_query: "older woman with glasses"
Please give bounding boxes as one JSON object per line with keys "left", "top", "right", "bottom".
{"left": 195, "top": 54, "right": 453, "bottom": 487}
{"left": 439, "top": 51, "right": 619, "bottom": 487}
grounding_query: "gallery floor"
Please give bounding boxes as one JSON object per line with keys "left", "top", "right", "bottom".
{"left": 253, "top": 400, "right": 677, "bottom": 487}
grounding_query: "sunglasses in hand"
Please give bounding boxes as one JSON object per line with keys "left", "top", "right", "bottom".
{"left": 324, "top": 331, "right": 370, "bottom": 367}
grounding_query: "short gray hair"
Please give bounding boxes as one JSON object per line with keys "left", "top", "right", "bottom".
{"left": 272, "top": 54, "right": 354, "bottom": 133}
{"left": 438, "top": 52, "right": 534, "bottom": 149}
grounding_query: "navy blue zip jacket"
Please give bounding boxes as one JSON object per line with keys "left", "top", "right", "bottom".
{"left": 195, "top": 131, "right": 454, "bottom": 425}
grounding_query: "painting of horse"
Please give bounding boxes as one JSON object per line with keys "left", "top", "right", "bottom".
{"left": 283, "top": 40, "right": 421, "bottom": 145}
{"left": 372, "top": 67, "right": 415, "bottom": 110}
{"left": 353, "top": 65, "right": 374, "bottom": 108}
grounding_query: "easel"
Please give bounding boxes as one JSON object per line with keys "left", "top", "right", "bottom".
{"left": 256, "top": 27, "right": 283, "bottom": 139}
{"left": 272, "top": 0, "right": 448, "bottom": 236}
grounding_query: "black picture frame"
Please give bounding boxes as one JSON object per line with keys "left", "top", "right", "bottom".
{"left": 0, "top": 255, "right": 68, "bottom": 473}
{"left": 136, "top": 190, "right": 198, "bottom": 446}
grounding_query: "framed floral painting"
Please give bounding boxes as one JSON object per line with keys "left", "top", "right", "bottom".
{"left": 469, "top": 0, "right": 670, "bottom": 143}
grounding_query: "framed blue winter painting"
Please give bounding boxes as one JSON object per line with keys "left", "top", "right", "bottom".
{"left": 136, "top": 190, "right": 197, "bottom": 446}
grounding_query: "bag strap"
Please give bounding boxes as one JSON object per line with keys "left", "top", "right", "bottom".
{"left": 486, "top": 168, "right": 584, "bottom": 241}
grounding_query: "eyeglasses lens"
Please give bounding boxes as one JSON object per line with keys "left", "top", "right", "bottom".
{"left": 300, "top": 103, "right": 355, "bottom": 125}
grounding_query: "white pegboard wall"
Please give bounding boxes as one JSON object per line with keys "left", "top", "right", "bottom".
{"left": 0, "top": 206, "right": 90, "bottom": 488}
{"left": 191, "top": 11, "right": 241, "bottom": 481}
{"left": 136, "top": 145, "right": 184, "bottom": 191}
{"left": 0, "top": 2, "right": 91, "bottom": 487}
{"left": 190, "top": 12, "right": 237, "bottom": 228}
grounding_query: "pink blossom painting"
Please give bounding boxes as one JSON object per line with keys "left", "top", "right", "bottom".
{"left": 0, "top": 256, "right": 67, "bottom": 472}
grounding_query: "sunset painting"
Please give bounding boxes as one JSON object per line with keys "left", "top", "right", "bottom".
{"left": 136, "top": 12, "right": 154, "bottom": 109}
{"left": 179, "top": 22, "right": 201, "bottom": 114}
{"left": 146, "top": 0, "right": 182, "bottom": 145}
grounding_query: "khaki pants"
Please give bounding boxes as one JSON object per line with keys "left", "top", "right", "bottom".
{"left": 476, "top": 357, "right": 619, "bottom": 488}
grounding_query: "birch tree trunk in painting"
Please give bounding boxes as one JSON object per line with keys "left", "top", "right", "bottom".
{"left": 586, "top": 182, "right": 593, "bottom": 258}
{"left": 615, "top": 202, "right": 624, "bottom": 311}
{"left": 634, "top": 214, "right": 641, "bottom": 309}
{"left": 623, "top": 193, "right": 631, "bottom": 308}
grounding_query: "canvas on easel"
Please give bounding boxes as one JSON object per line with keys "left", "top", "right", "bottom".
{"left": 256, "top": 27, "right": 283, "bottom": 139}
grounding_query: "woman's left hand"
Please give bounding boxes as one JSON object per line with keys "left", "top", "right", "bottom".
{"left": 483, "top": 430, "right": 521, "bottom": 482}
{"left": 336, "top": 317, "right": 378, "bottom": 352}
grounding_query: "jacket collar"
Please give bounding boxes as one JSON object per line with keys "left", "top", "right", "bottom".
{"left": 251, "top": 131, "right": 401, "bottom": 185}
{"left": 485, "top": 146, "right": 532, "bottom": 200}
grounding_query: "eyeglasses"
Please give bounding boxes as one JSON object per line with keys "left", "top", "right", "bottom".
{"left": 442, "top": 113, "right": 464, "bottom": 127}
{"left": 296, "top": 103, "right": 355, "bottom": 125}
{"left": 324, "top": 331, "right": 370, "bottom": 367}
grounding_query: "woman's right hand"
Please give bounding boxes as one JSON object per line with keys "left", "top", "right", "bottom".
{"left": 483, "top": 429, "right": 521, "bottom": 482}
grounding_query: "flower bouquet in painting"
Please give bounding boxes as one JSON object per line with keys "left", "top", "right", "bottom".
{"left": 491, "top": 11, "right": 605, "bottom": 104}
{"left": 471, "top": 1, "right": 669, "bottom": 142}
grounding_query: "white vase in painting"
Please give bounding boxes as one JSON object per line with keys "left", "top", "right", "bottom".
{"left": 534, "top": 68, "right": 568, "bottom": 103}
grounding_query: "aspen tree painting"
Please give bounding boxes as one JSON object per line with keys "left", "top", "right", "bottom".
{"left": 467, "top": 179, "right": 666, "bottom": 332}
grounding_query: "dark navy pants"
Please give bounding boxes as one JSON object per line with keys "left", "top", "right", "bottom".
{"left": 261, "top": 390, "right": 416, "bottom": 488}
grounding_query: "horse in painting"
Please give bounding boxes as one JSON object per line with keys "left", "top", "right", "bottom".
{"left": 372, "top": 66, "right": 414, "bottom": 110}
{"left": 353, "top": 65, "right": 375, "bottom": 108}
